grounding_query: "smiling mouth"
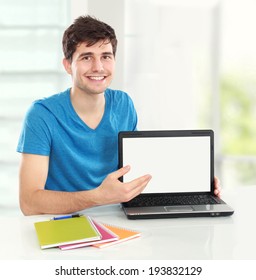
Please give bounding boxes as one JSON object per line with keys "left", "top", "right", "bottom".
{"left": 87, "top": 76, "right": 106, "bottom": 81}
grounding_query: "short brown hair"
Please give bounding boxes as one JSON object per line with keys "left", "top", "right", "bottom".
{"left": 62, "top": 15, "right": 118, "bottom": 60}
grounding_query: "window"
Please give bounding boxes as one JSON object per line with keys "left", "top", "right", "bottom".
{"left": 219, "top": 0, "right": 256, "bottom": 187}
{"left": 0, "top": 0, "right": 70, "bottom": 213}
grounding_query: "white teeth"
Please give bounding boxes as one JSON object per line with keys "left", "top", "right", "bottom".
{"left": 89, "top": 76, "right": 104, "bottom": 80}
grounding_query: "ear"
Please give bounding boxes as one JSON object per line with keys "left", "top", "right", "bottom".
{"left": 62, "top": 58, "right": 72, "bottom": 74}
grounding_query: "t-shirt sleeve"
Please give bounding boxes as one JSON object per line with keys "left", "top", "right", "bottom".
{"left": 117, "top": 90, "right": 138, "bottom": 131}
{"left": 129, "top": 97, "right": 138, "bottom": 131}
{"left": 17, "top": 102, "right": 53, "bottom": 156}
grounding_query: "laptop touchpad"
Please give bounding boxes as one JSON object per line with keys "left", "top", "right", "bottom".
{"left": 164, "top": 206, "right": 194, "bottom": 212}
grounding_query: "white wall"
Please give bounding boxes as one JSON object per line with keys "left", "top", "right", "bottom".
{"left": 84, "top": 0, "right": 220, "bottom": 131}
{"left": 86, "top": 0, "right": 125, "bottom": 90}
{"left": 126, "top": 0, "right": 220, "bottom": 131}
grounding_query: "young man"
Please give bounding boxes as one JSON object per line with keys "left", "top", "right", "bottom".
{"left": 17, "top": 15, "right": 220, "bottom": 215}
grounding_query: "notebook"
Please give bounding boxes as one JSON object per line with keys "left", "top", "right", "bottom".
{"left": 92, "top": 224, "right": 141, "bottom": 248}
{"left": 34, "top": 216, "right": 101, "bottom": 249}
{"left": 59, "top": 220, "right": 119, "bottom": 250}
{"left": 118, "top": 129, "right": 234, "bottom": 219}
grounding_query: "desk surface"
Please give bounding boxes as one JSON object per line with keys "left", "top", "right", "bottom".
{"left": 1, "top": 186, "right": 255, "bottom": 260}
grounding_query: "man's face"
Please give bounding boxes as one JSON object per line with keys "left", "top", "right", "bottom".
{"left": 64, "top": 40, "right": 115, "bottom": 95}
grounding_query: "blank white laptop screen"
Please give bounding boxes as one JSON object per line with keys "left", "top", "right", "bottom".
{"left": 122, "top": 136, "right": 211, "bottom": 193}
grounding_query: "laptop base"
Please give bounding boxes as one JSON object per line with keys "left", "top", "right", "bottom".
{"left": 122, "top": 204, "right": 234, "bottom": 220}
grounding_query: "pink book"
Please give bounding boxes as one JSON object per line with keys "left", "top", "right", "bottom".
{"left": 93, "top": 224, "right": 141, "bottom": 249}
{"left": 59, "top": 220, "right": 118, "bottom": 250}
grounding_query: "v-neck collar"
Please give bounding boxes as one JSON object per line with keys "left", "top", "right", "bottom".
{"left": 67, "top": 88, "right": 109, "bottom": 132}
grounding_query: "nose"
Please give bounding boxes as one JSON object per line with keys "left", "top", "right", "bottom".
{"left": 92, "top": 58, "right": 104, "bottom": 72}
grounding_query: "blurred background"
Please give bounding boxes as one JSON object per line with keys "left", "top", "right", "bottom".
{"left": 0, "top": 0, "right": 255, "bottom": 215}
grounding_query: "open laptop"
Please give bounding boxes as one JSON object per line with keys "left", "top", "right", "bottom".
{"left": 118, "top": 130, "right": 234, "bottom": 219}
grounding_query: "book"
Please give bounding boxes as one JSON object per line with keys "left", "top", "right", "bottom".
{"left": 59, "top": 220, "right": 119, "bottom": 250}
{"left": 34, "top": 216, "right": 101, "bottom": 249}
{"left": 92, "top": 223, "right": 141, "bottom": 248}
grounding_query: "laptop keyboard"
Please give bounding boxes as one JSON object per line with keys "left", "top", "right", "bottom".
{"left": 124, "top": 194, "right": 220, "bottom": 207}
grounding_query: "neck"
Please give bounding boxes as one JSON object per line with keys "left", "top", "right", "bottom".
{"left": 70, "top": 87, "right": 105, "bottom": 115}
{"left": 70, "top": 87, "right": 106, "bottom": 129}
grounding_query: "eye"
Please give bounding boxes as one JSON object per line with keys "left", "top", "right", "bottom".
{"left": 82, "top": 56, "right": 91, "bottom": 61}
{"left": 102, "top": 55, "right": 113, "bottom": 60}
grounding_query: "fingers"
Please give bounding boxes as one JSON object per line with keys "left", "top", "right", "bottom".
{"left": 109, "top": 166, "right": 151, "bottom": 186}
{"left": 214, "top": 176, "right": 221, "bottom": 197}
{"left": 105, "top": 166, "right": 152, "bottom": 202}
{"left": 214, "top": 189, "right": 221, "bottom": 197}
{"left": 109, "top": 165, "right": 131, "bottom": 180}
{"left": 122, "top": 174, "right": 152, "bottom": 202}
{"left": 125, "top": 174, "right": 152, "bottom": 194}
{"left": 129, "top": 174, "right": 152, "bottom": 189}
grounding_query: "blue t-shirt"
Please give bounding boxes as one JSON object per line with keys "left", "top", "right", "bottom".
{"left": 17, "top": 88, "right": 137, "bottom": 191}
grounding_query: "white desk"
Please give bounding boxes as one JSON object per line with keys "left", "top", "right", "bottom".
{"left": 1, "top": 186, "right": 255, "bottom": 260}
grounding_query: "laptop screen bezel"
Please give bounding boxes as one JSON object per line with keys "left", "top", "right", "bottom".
{"left": 118, "top": 129, "right": 215, "bottom": 196}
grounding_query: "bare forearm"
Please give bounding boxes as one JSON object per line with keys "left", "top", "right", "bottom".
{"left": 20, "top": 188, "right": 103, "bottom": 216}
{"left": 19, "top": 162, "right": 152, "bottom": 216}
{"left": 18, "top": 154, "right": 110, "bottom": 215}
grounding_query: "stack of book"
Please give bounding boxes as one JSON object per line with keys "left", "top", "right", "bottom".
{"left": 34, "top": 215, "right": 141, "bottom": 250}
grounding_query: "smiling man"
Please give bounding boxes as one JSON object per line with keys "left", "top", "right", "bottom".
{"left": 17, "top": 15, "right": 152, "bottom": 215}
{"left": 17, "top": 15, "right": 221, "bottom": 216}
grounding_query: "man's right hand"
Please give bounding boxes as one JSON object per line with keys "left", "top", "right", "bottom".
{"left": 95, "top": 165, "right": 152, "bottom": 205}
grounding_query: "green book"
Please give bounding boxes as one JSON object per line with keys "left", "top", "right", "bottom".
{"left": 34, "top": 216, "right": 101, "bottom": 249}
